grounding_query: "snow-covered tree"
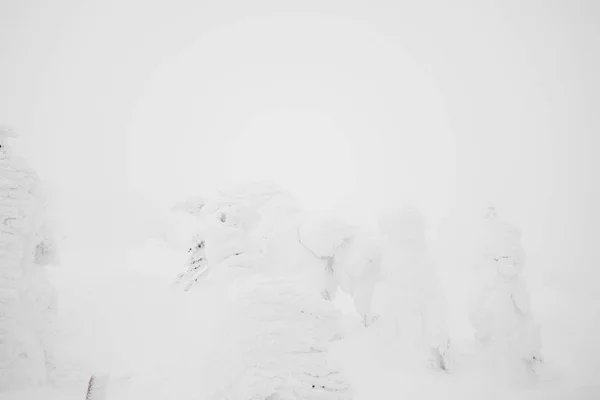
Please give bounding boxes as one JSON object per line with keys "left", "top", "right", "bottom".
{"left": 0, "top": 128, "right": 57, "bottom": 391}
{"left": 334, "top": 229, "right": 383, "bottom": 326}
{"left": 172, "top": 234, "right": 209, "bottom": 291}
{"left": 164, "top": 202, "right": 204, "bottom": 252}
{"left": 468, "top": 209, "right": 543, "bottom": 375}
{"left": 297, "top": 214, "right": 357, "bottom": 301}
{"left": 172, "top": 181, "right": 308, "bottom": 290}
{"left": 33, "top": 220, "right": 60, "bottom": 266}
{"left": 207, "top": 274, "right": 352, "bottom": 400}
{"left": 297, "top": 214, "right": 384, "bottom": 326}
{"left": 165, "top": 182, "right": 354, "bottom": 398}
{"left": 374, "top": 205, "right": 451, "bottom": 371}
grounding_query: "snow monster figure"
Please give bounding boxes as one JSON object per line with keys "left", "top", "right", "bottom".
{"left": 375, "top": 206, "right": 451, "bottom": 371}
{"left": 468, "top": 209, "right": 543, "bottom": 376}
{"left": 297, "top": 214, "right": 384, "bottom": 327}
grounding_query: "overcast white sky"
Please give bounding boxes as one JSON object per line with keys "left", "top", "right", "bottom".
{"left": 1, "top": 1, "right": 599, "bottom": 287}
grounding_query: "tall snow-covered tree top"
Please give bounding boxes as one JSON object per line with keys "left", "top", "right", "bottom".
{"left": 477, "top": 213, "right": 527, "bottom": 269}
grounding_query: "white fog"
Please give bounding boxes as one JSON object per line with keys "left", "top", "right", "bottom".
{"left": 1, "top": 1, "right": 599, "bottom": 399}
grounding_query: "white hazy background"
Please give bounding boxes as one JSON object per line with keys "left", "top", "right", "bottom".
{"left": 1, "top": 1, "right": 599, "bottom": 291}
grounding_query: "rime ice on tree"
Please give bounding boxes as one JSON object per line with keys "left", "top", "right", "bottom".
{"left": 297, "top": 214, "right": 384, "bottom": 326}
{"left": 375, "top": 206, "right": 451, "bottom": 371}
{"left": 168, "top": 183, "right": 353, "bottom": 399}
{"left": 171, "top": 182, "right": 303, "bottom": 290}
{"left": 468, "top": 207, "right": 543, "bottom": 375}
{"left": 208, "top": 275, "right": 352, "bottom": 400}
{"left": 297, "top": 215, "right": 357, "bottom": 301}
{"left": 0, "top": 128, "right": 58, "bottom": 391}
{"left": 173, "top": 234, "right": 209, "bottom": 291}
{"left": 334, "top": 229, "right": 383, "bottom": 327}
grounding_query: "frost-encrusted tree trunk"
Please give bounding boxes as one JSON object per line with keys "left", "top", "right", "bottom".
{"left": 0, "top": 129, "right": 57, "bottom": 391}
{"left": 468, "top": 208, "right": 543, "bottom": 376}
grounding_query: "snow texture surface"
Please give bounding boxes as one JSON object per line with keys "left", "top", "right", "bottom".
{"left": 0, "top": 131, "right": 58, "bottom": 392}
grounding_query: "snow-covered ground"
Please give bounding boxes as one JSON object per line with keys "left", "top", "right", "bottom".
{"left": 2, "top": 233, "right": 599, "bottom": 400}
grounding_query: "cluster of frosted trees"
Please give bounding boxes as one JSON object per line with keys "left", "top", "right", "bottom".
{"left": 168, "top": 182, "right": 544, "bottom": 391}
{"left": 169, "top": 183, "right": 354, "bottom": 399}
{"left": 0, "top": 129, "right": 59, "bottom": 392}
